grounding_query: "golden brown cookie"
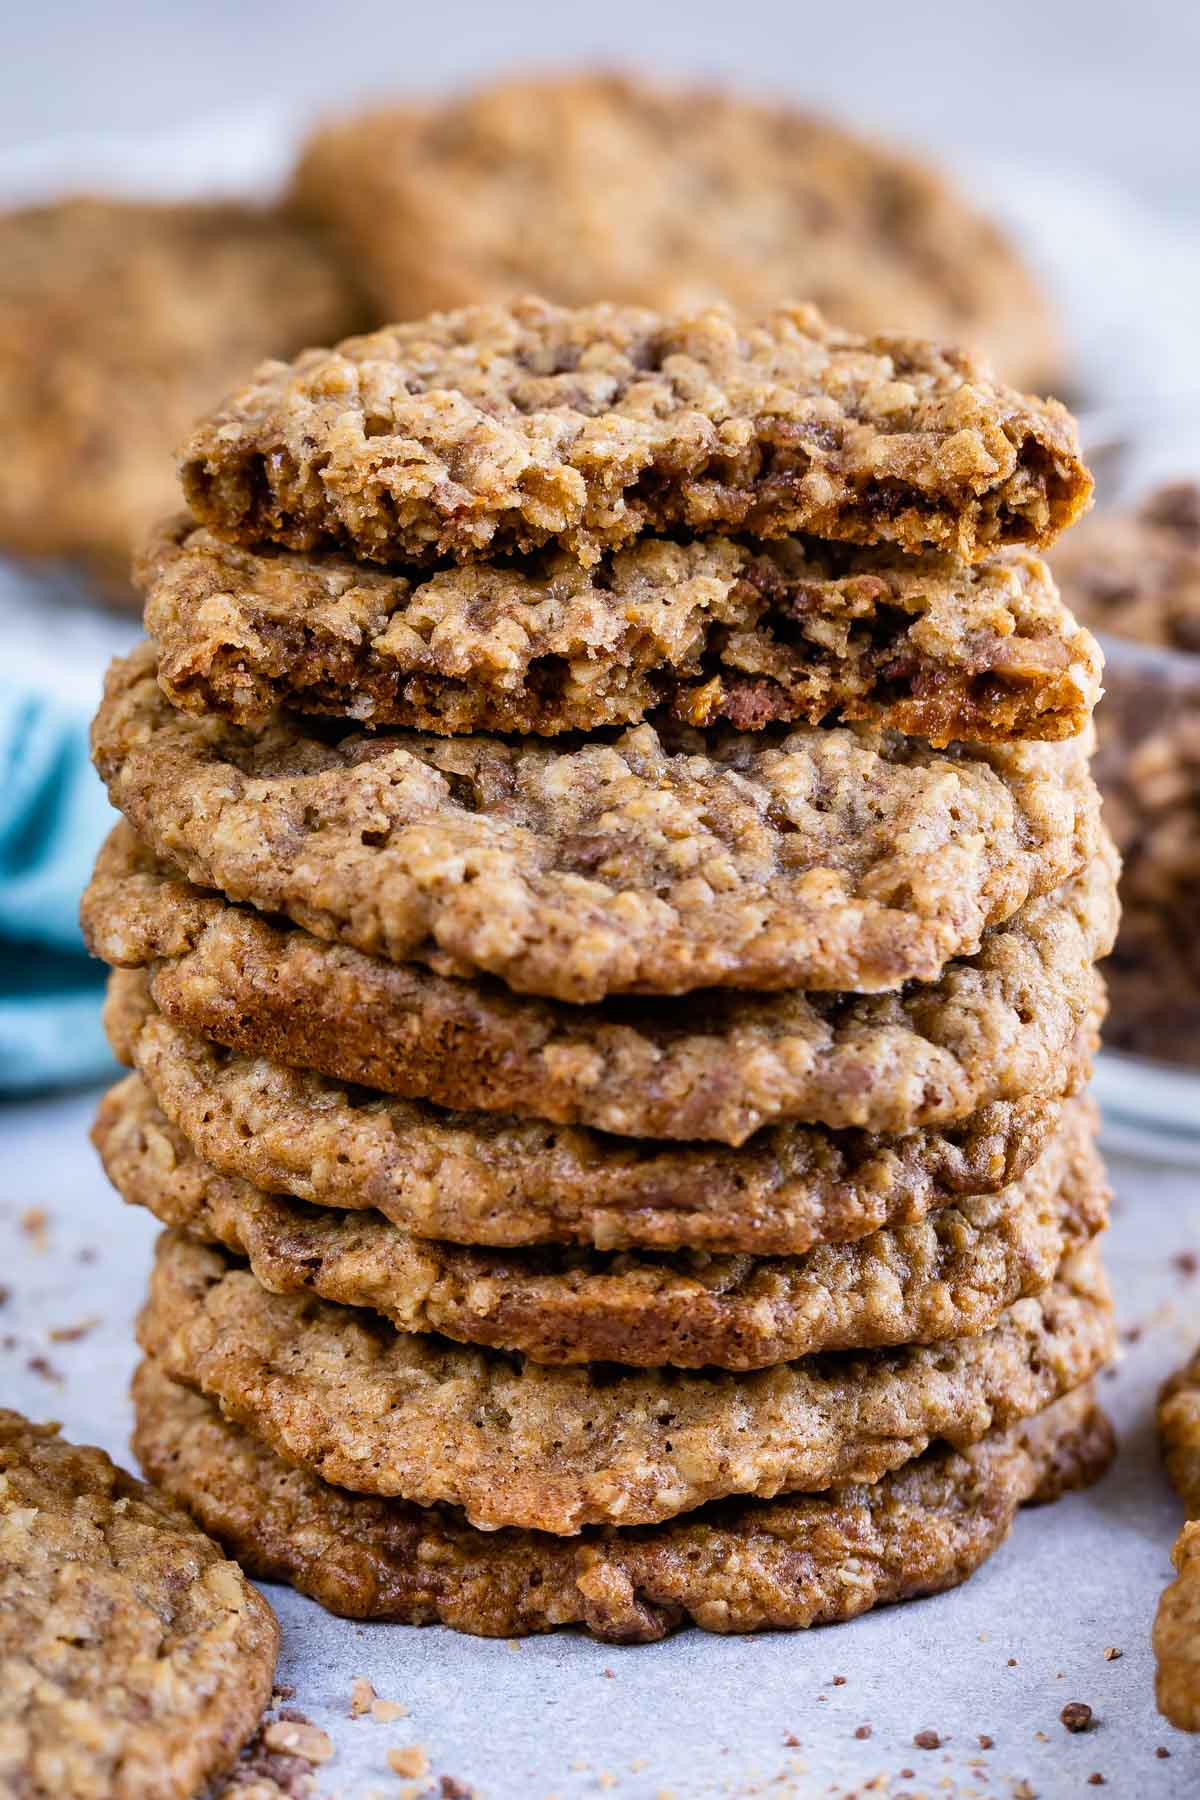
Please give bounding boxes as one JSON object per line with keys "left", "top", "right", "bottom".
{"left": 1155, "top": 1521, "right": 1200, "bottom": 1731}
{"left": 179, "top": 298, "right": 1090, "bottom": 570}
{"left": 132, "top": 1363, "right": 1111, "bottom": 1642}
{"left": 82, "top": 825, "right": 1116, "bottom": 1144}
{"left": 95, "top": 1076, "right": 1105, "bottom": 1369}
{"left": 92, "top": 644, "right": 1102, "bottom": 1003}
{"left": 290, "top": 71, "right": 1064, "bottom": 394}
{"left": 105, "top": 970, "right": 1090, "bottom": 1254}
{"left": 137, "top": 1229, "right": 1114, "bottom": 1533}
{"left": 0, "top": 1407, "right": 277, "bottom": 1799}
{"left": 0, "top": 197, "right": 361, "bottom": 599}
{"left": 139, "top": 516, "right": 1100, "bottom": 743}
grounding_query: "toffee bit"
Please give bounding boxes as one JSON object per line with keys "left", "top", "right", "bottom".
{"left": 1060, "top": 1702, "right": 1093, "bottom": 1734}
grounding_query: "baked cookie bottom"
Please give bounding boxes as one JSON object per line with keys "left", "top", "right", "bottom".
{"left": 132, "top": 1362, "right": 1111, "bottom": 1644}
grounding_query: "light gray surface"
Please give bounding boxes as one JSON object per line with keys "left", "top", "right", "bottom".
{"left": 3, "top": 1085, "right": 1199, "bottom": 1798}
{"left": 4, "top": 0, "right": 1200, "bottom": 221}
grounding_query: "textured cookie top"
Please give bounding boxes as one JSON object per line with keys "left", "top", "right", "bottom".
{"left": 141, "top": 515, "right": 1101, "bottom": 743}
{"left": 133, "top": 1363, "right": 1110, "bottom": 1642}
{"left": 1053, "top": 483, "right": 1200, "bottom": 651}
{"left": 93, "top": 644, "right": 1100, "bottom": 1002}
{"left": 106, "top": 969, "right": 1078, "bottom": 1254}
{"left": 0, "top": 197, "right": 361, "bottom": 596}
{"left": 179, "top": 298, "right": 1091, "bottom": 569}
{"left": 138, "top": 1228, "right": 1113, "bottom": 1533}
{"left": 82, "top": 824, "right": 1117, "bottom": 1143}
{"left": 97, "top": 1075, "right": 1104, "bottom": 1370}
{"left": 1155, "top": 1346, "right": 1200, "bottom": 1729}
{"left": 0, "top": 1408, "right": 277, "bottom": 1800}
{"left": 290, "top": 70, "right": 1064, "bottom": 394}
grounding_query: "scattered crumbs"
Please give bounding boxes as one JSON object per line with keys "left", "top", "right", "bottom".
{"left": 817, "top": 1693, "right": 828, "bottom": 1703}
{"left": 1007, "top": 1658, "right": 1018, "bottom": 1668}
{"left": 439, "top": 1779, "right": 474, "bottom": 1799}
{"left": 1174, "top": 1251, "right": 1198, "bottom": 1278}
{"left": 899, "top": 1770, "right": 915, "bottom": 1780}
{"left": 261, "top": 1721, "right": 333, "bottom": 1766}
{"left": 373, "top": 1700, "right": 407, "bottom": 1724}
{"left": 48, "top": 1317, "right": 100, "bottom": 1343}
{"left": 783, "top": 1734, "right": 801, "bottom": 1749}
{"left": 1087, "top": 1777, "right": 1105, "bottom": 1788}
{"left": 387, "top": 1747, "right": 429, "bottom": 1780}
{"left": 25, "top": 1355, "right": 62, "bottom": 1385}
{"left": 1035, "top": 1730, "right": 1049, "bottom": 1742}
{"left": 978, "top": 1735, "right": 994, "bottom": 1750}
{"left": 853, "top": 1726, "right": 872, "bottom": 1741}
{"left": 1155, "top": 1746, "right": 1171, "bottom": 1758}
{"left": 1060, "top": 1702, "right": 1093, "bottom": 1734}
{"left": 19, "top": 1207, "right": 50, "bottom": 1250}
{"left": 1012, "top": 1782, "right": 1037, "bottom": 1800}
{"left": 913, "top": 1731, "right": 941, "bottom": 1751}
{"left": 831, "top": 1675, "right": 846, "bottom": 1687}
{"left": 350, "top": 1677, "right": 376, "bottom": 1716}
{"left": 1103, "top": 1647, "right": 1122, "bottom": 1661}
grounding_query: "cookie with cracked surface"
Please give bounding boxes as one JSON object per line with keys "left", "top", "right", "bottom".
{"left": 95, "top": 1076, "right": 1106, "bottom": 1369}
{"left": 289, "top": 70, "right": 1064, "bottom": 396}
{"left": 0, "top": 1407, "right": 278, "bottom": 1800}
{"left": 132, "top": 1362, "right": 1111, "bottom": 1642}
{"left": 93, "top": 644, "right": 1102, "bottom": 1003}
{"left": 0, "top": 197, "right": 361, "bottom": 601}
{"left": 82, "top": 825, "right": 1117, "bottom": 1144}
{"left": 105, "top": 970, "right": 1089, "bottom": 1255}
{"left": 1052, "top": 482, "right": 1200, "bottom": 652}
{"left": 140, "top": 516, "right": 1100, "bottom": 743}
{"left": 137, "top": 1229, "right": 1114, "bottom": 1533}
{"left": 82, "top": 824, "right": 1115, "bottom": 1137}
{"left": 179, "top": 297, "right": 1091, "bottom": 570}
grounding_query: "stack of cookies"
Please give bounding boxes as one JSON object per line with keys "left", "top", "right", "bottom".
{"left": 84, "top": 298, "right": 1119, "bottom": 1642}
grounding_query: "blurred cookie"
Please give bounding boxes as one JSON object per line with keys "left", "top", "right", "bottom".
{"left": 1053, "top": 482, "right": 1200, "bottom": 651}
{"left": 290, "top": 71, "right": 1064, "bottom": 394}
{"left": 179, "top": 298, "right": 1090, "bottom": 570}
{"left": 0, "top": 1406, "right": 277, "bottom": 1798}
{"left": 0, "top": 197, "right": 362, "bottom": 598}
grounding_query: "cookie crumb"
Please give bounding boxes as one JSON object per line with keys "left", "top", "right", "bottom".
{"left": 262, "top": 1722, "right": 333, "bottom": 1766}
{"left": 978, "top": 1735, "right": 994, "bottom": 1750}
{"left": 350, "top": 1678, "right": 376, "bottom": 1716}
{"left": 913, "top": 1731, "right": 941, "bottom": 1750}
{"left": 853, "top": 1726, "right": 872, "bottom": 1740}
{"left": 1173, "top": 1251, "right": 1198, "bottom": 1277}
{"left": 25, "top": 1355, "right": 62, "bottom": 1385}
{"left": 1060, "top": 1702, "right": 1093, "bottom": 1734}
{"left": 1087, "top": 1777, "right": 1105, "bottom": 1788}
{"left": 439, "top": 1780, "right": 473, "bottom": 1799}
{"left": 20, "top": 1207, "right": 50, "bottom": 1250}
{"left": 388, "top": 1747, "right": 429, "bottom": 1780}
{"left": 1102, "top": 1647, "right": 1121, "bottom": 1661}
{"left": 48, "top": 1317, "right": 100, "bottom": 1343}
{"left": 783, "top": 1734, "right": 801, "bottom": 1748}
{"left": 832, "top": 1675, "right": 847, "bottom": 1687}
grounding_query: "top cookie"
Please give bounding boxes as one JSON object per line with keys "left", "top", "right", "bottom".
{"left": 290, "top": 70, "right": 1064, "bottom": 394}
{"left": 0, "top": 197, "right": 362, "bottom": 600}
{"left": 179, "top": 298, "right": 1091, "bottom": 571}
{"left": 0, "top": 1408, "right": 278, "bottom": 1800}
{"left": 1052, "top": 482, "right": 1200, "bottom": 652}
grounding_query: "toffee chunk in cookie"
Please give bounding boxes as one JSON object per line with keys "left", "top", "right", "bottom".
{"left": 96, "top": 1077, "right": 1106, "bottom": 1369}
{"left": 179, "top": 298, "right": 1091, "bottom": 570}
{"left": 133, "top": 1363, "right": 1112, "bottom": 1642}
{"left": 140, "top": 517, "right": 1101, "bottom": 743}
{"left": 105, "top": 971, "right": 1086, "bottom": 1255}
{"left": 0, "top": 198, "right": 361, "bottom": 599}
{"left": 137, "top": 1229, "right": 1114, "bottom": 1533}
{"left": 0, "top": 1407, "right": 277, "bottom": 1800}
{"left": 83, "top": 826, "right": 1116, "bottom": 1144}
{"left": 93, "top": 643, "right": 1102, "bottom": 1002}
{"left": 290, "top": 71, "right": 1064, "bottom": 394}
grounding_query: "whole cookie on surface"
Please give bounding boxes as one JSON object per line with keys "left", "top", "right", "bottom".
{"left": 0, "top": 197, "right": 361, "bottom": 599}
{"left": 95, "top": 1076, "right": 1106, "bottom": 1369}
{"left": 0, "top": 1407, "right": 277, "bottom": 1800}
{"left": 82, "top": 825, "right": 1117, "bottom": 1144}
{"left": 140, "top": 517, "right": 1101, "bottom": 743}
{"left": 137, "top": 1229, "right": 1114, "bottom": 1533}
{"left": 105, "top": 970, "right": 1085, "bottom": 1254}
{"left": 290, "top": 71, "right": 1064, "bottom": 395}
{"left": 93, "top": 643, "right": 1102, "bottom": 1002}
{"left": 179, "top": 298, "right": 1091, "bottom": 570}
{"left": 133, "top": 1362, "right": 1112, "bottom": 1642}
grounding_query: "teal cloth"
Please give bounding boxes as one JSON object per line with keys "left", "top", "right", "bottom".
{"left": 0, "top": 683, "right": 119, "bottom": 1092}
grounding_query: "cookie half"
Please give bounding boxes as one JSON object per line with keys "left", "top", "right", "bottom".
{"left": 137, "top": 1230, "right": 1114, "bottom": 1534}
{"left": 0, "top": 1407, "right": 277, "bottom": 1799}
{"left": 83, "top": 825, "right": 1117, "bottom": 1144}
{"left": 93, "top": 644, "right": 1102, "bottom": 1002}
{"left": 132, "top": 1362, "right": 1111, "bottom": 1642}
{"left": 178, "top": 298, "right": 1091, "bottom": 569}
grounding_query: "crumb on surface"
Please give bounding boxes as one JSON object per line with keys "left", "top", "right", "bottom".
{"left": 262, "top": 1721, "right": 334, "bottom": 1765}
{"left": 387, "top": 1746, "right": 430, "bottom": 1780}
{"left": 1060, "top": 1702, "right": 1094, "bottom": 1733}
{"left": 1102, "top": 1646, "right": 1122, "bottom": 1661}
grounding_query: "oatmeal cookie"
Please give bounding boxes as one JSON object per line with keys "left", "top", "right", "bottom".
{"left": 140, "top": 517, "right": 1100, "bottom": 743}
{"left": 0, "top": 197, "right": 361, "bottom": 599}
{"left": 96, "top": 1077, "right": 1104, "bottom": 1369}
{"left": 82, "top": 826, "right": 1116, "bottom": 1144}
{"left": 106, "top": 971, "right": 1089, "bottom": 1254}
{"left": 132, "top": 1364, "right": 1110, "bottom": 1642}
{"left": 289, "top": 71, "right": 1063, "bottom": 394}
{"left": 1153, "top": 1346, "right": 1200, "bottom": 1729}
{"left": 179, "top": 298, "right": 1090, "bottom": 570}
{"left": 1052, "top": 482, "right": 1200, "bottom": 652}
{"left": 93, "top": 644, "right": 1101, "bottom": 1002}
{"left": 137, "top": 1230, "right": 1113, "bottom": 1533}
{"left": 0, "top": 1407, "right": 277, "bottom": 1800}
{"left": 1158, "top": 1343, "right": 1200, "bottom": 1520}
